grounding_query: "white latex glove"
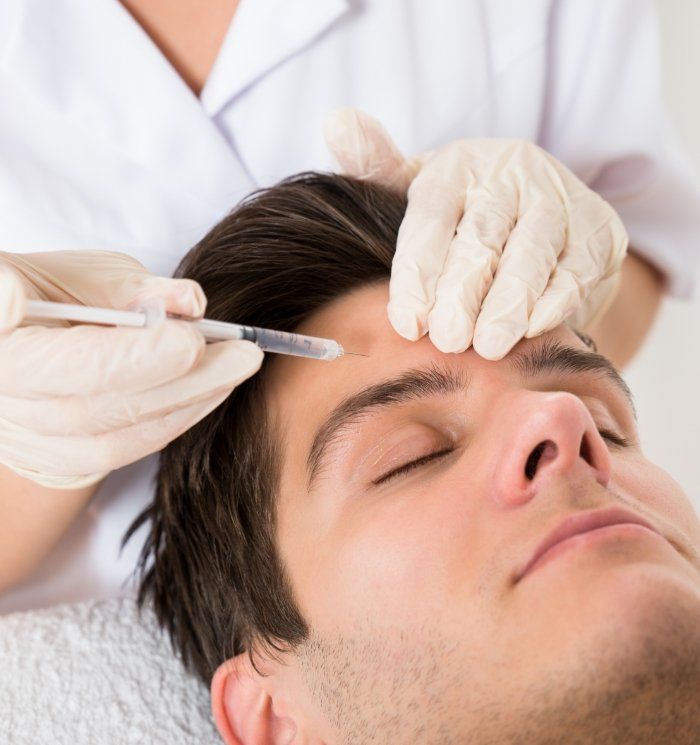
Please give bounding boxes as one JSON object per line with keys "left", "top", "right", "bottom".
{"left": 0, "top": 250, "right": 263, "bottom": 490}
{"left": 324, "top": 108, "right": 629, "bottom": 359}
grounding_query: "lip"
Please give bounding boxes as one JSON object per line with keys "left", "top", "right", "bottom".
{"left": 515, "top": 507, "right": 663, "bottom": 583}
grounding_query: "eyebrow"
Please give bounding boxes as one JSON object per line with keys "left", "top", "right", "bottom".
{"left": 305, "top": 338, "right": 635, "bottom": 489}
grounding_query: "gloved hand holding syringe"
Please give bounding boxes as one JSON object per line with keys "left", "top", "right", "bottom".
{"left": 0, "top": 249, "right": 283, "bottom": 491}
{"left": 23, "top": 299, "right": 365, "bottom": 361}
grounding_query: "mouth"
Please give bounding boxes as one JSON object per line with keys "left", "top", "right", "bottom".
{"left": 515, "top": 507, "right": 666, "bottom": 583}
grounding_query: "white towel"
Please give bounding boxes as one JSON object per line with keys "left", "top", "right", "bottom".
{"left": 0, "top": 598, "right": 220, "bottom": 744}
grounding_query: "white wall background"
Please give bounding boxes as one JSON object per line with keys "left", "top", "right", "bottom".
{"left": 625, "top": 2, "right": 700, "bottom": 502}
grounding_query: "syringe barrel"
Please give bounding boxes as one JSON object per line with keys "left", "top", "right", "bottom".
{"left": 195, "top": 319, "right": 343, "bottom": 360}
{"left": 238, "top": 326, "right": 343, "bottom": 360}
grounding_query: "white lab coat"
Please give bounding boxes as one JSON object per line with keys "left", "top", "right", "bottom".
{"left": 0, "top": 0, "right": 698, "bottom": 614}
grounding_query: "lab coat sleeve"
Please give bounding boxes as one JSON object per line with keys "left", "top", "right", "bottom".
{"left": 540, "top": 0, "right": 700, "bottom": 298}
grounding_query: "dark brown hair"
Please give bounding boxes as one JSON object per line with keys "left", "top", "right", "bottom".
{"left": 125, "top": 173, "right": 407, "bottom": 684}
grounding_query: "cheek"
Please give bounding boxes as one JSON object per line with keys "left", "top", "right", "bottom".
{"left": 613, "top": 453, "right": 700, "bottom": 544}
{"left": 289, "top": 480, "right": 480, "bottom": 635}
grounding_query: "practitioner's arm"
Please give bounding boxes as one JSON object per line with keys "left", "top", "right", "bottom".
{"left": 0, "top": 464, "right": 100, "bottom": 592}
{"left": 586, "top": 250, "right": 665, "bottom": 371}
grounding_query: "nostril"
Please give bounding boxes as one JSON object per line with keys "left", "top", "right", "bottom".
{"left": 525, "top": 441, "right": 546, "bottom": 480}
{"left": 524, "top": 440, "right": 558, "bottom": 480}
{"left": 579, "top": 433, "right": 592, "bottom": 465}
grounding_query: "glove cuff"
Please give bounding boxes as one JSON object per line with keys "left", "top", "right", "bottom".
{"left": 7, "top": 463, "right": 110, "bottom": 491}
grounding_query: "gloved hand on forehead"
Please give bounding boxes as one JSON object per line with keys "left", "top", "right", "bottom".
{"left": 0, "top": 250, "right": 263, "bottom": 490}
{"left": 324, "top": 108, "right": 629, "bottom": 360}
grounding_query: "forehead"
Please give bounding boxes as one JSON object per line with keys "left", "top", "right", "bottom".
{"left": 264, "top": 281, "right": 583, "bottom": 477}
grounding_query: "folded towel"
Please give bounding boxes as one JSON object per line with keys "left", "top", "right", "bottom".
{"left": 0, "top": 598, "right": 220, "bottom": 744}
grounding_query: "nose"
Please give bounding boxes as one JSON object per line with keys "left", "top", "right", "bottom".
{"left": 490, "top": 391, "right": 612, "bottom": 506}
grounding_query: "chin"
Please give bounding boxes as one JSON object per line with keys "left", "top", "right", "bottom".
{"left": 568, "top": 560, "right": 700, "bottom": 661}
{"left": 494, "top": 562, "right": 700, "bottom": 745}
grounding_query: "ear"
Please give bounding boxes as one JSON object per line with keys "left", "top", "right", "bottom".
{"left": 211, "top": 653, "right": 297, "bottom": 745}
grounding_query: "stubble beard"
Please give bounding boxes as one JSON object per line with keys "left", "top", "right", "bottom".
{"left": 294, "top": 590, "right": 700, "bottom": 745}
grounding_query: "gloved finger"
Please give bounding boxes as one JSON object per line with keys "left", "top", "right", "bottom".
{"left": 565, "top": 273, "right": 621, "bottom": 333}
{"left": 524, "top": 252, "right": 606, "bottom": 338}
{"left": 387, "top": 152, "right": 467, "bottom": 340}
{"left": 472, "top": 203, "right": 566, "bottom": 360}
{"left": 522, "top": 266, "right": 580, "bottom": 339}
{"left": 0, "top": 340, "right": 263, "bottom": 436}
{"left": 427, "top": 191, "right": 515, "bottom": 353}
{"left": 0, "top": 385, "right": 238, "bottom": 479}
{"left": 0, "top": 264, "right": 26, "bottom": 333}
{"left": 526, "top": 219, "right": 627, "bottom": 337}
{"left": 324, "top": 108, "right": 419, "bottom": 192}
{"left": 0, "top": 319, "right": 206, "bottom": 398}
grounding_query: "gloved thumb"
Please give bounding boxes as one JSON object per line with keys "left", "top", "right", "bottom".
{"left": 323, "top": 107, "right": 419, "bottom": 192}
{"left": 125, "top": 275, "right": 207, "bottom": 319}
{"left": 55, "top": 250, "right": 208, "bottom": 319}
{"left": 5, "top": 250, "right": 208, "bottom": 320}
{"left": 0, "top": 264, "right": 26, "bottom": 333}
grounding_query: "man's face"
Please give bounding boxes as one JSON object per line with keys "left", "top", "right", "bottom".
{"left": 263, "top": 281, "right": 700, "bottom": 744}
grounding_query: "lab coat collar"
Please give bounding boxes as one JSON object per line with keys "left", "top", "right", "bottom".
{"left": 200, "top": 0, "right": 351, "bottom": 117}
{"left": 1, "top": 0, "right": 253, "bottom": 211}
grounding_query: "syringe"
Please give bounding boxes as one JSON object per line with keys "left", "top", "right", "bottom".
{"left": 22, "top": 299, "right": 363, "bottom": 362}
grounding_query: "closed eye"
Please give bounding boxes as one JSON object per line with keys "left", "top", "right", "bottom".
{"left": 598, "top": 428, "right": 630, "bottom": 448}
{"left": 372, "top": 447, "right": 455, "bottom": 486}
{"left": 372, "top": 429, "right": 629, "bottom": 486}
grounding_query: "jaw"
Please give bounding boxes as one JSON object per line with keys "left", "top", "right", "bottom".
{"left": 292, "top": 559, "right": 700, "bottom": 745}
{"left": 492, "top": 563, "right": 700, "bottom": 745}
